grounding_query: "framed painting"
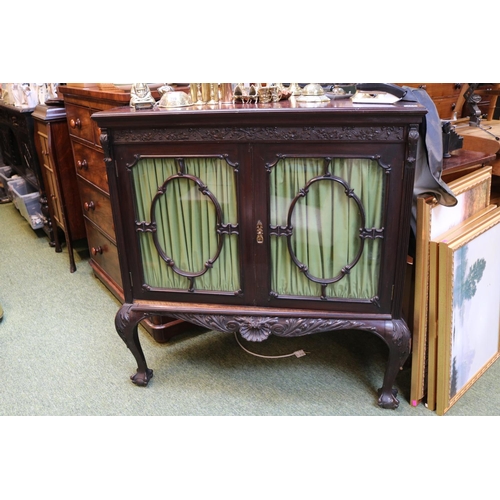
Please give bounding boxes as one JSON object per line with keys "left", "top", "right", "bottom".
{"left": 435, "top": 207, "right": 500, "bottom": 415}
{"left": 426, "top": 203, "right": 497, "bottom": 410}
{"left": 411, "top": 166, "right": 492, "bottom": 407}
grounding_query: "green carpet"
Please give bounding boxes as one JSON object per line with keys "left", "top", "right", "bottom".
{"left": 1, "top": 200, "right": 499, "bottom": 416}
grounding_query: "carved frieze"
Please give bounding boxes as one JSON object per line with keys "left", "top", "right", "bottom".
{"left": 113, "top": 126, "right": 404, "bottom": 144}
{"left": 170, "top": 312, "right": 375, "bottom": 342}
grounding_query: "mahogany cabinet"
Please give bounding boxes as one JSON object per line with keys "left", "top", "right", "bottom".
{"left": 59, "top": 85, "right": 190, "bottom": 341}
{"left": 33, "top": 104, "right": 86, "bottom": 272}
{"left": 93, "top": 98, "right": 427, "bottom": 409}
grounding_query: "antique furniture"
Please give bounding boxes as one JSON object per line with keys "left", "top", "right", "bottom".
{"left": 33, "top": 103, "right": 86, "bottom": 272}
{"left": 0, "top": 100, "right": 54, "bottom": 243}
{"left": 93, "top": 97, "right": 427, "bottom": 409}
{"left": 394, "top": 84, "right": 500, "bottom": 172}
{"left": 59, "top": 85, "right": 190, "bottom": 342}
{"left": 396, "top": 83, "right": 466, "bottom": 120}
{"left": 454, "top": 121, "right": 500, "bottom": 177}
{"left": 441, "top": 149, "right": 497, "bottom": 183}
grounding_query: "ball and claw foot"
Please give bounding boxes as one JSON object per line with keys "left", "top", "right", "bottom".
{"left": 130, "top": 368, "right": 154, "bottom": 386}
{"left": 377, "top": 387, "right": 399, "bottom": 409}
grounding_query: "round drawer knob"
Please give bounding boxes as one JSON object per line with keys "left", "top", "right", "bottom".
{"left": 77, "top": 159, "right": 88, "bottom": 170}
{"left": 91, "top": 246, "right": 103, "bottom": 256}
{"left": 70, "top": 118, "right": 81, "bottom": 129}
{"left": 84, "top": 201, "right": 95, "bottom": 211}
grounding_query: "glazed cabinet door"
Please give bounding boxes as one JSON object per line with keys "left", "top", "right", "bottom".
{"left": 252, "top": 142, "right": 406, "bottom": 315}
{"left": 113, "top": 143, "right": 248, "bottom": 305}
{"left": 113, "top": 139, "right": 407, "bottom": 315}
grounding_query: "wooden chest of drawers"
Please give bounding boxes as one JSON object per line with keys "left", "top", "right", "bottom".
{"left": 59, "top": 85, "right": 189, "bottom": 342}
{"left": 33, "top": 104, "right": 86, "bottom": 272}
{"left": 59, "top": 85, "right": 126, "bottom": 297}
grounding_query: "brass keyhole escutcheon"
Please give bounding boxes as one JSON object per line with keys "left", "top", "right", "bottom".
{"left": 256, "top": 220, "right": 264, "bottom": 244}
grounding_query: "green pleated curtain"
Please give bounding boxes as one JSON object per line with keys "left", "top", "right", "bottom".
{"left": 131, "top": 156, "right": 384, "bottom": 299}
{"left": 269, "top": 157, "right": 383, "bottom": 299}
{"left": 132, "top": 156, "right": 240, "bottom": 292}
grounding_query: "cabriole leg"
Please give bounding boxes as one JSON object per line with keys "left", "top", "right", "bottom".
{"left": 375, "top": 319, "right": 411, "bottom": 409}
{"left": 115, "top": 303, "right": 153, "bottom": 386}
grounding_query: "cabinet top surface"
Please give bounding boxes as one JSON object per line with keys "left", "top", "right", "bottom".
{"left": 0, "top": 100, "right": 36, "bottom": 114}
{"left": 92, "top": 98, "right": 427, "bottom": 129}
{"left": 32, "top": 104, "right": 67, "bottom": 121}
{"left": 59, "top": 85, "right": 131, "bottom": 102}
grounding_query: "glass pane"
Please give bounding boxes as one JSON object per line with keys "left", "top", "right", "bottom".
{"left": 270, "top": 157, "right": 384, "bottom": 299}
{"left": 132, "top": 156, "right": 240, "bottom": 292}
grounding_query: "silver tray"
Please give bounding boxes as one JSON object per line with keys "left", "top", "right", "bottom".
{"left": 325, "top": 92, "right": 353, "bottom": 100}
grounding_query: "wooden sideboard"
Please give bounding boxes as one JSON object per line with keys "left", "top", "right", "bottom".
{"left": 94, "top": 97, "right": 427, "bottom": 409}
{"left": 59, "top": 85, "right": 192, "bottom": 342}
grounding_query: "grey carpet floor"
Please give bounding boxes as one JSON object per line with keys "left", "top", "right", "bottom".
{"left": 1, "top": 201, "right": 499, "bottom": 416}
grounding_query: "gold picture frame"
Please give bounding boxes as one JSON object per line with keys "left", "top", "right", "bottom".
{"left": 410, "top": 166, "right": 492, "bottom": 407}
{"left": 435, "top": 207, "right": 500, "bottom": 415}
{"left": 427, "top": 203, "right": 497, "bottom": 410}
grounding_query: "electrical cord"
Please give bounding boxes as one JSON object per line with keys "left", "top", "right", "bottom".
{"left": 234, "top": 332, "right": 308, "bottom": 359}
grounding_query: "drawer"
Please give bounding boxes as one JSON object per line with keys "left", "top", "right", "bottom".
{"left": 72, "top": 141, "right": 108, "bottom": 193}
{"left": 433, "top": 96, "right": 460, "bottom": 120}
{"left": 65, "top": 103, "right": 96, "bottom": 144}
{"left": 85, "top": 219, "right": 122, "bottom": 288}
{"left": 418, "top": 83, "right": 463, "bottom": 97}
{"left": 79, "top": 180, "right": 115, "bottom": 239}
